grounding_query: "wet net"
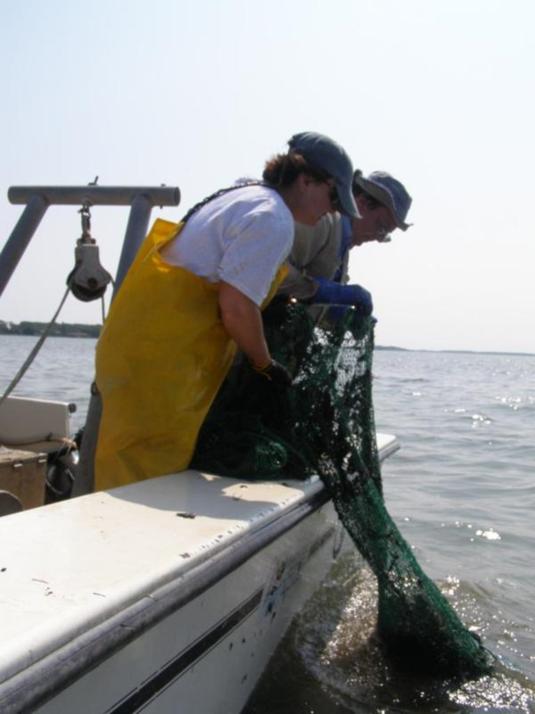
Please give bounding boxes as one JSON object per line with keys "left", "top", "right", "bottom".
{"left": 191, "top": 301, "right": 494, "bottom": 678}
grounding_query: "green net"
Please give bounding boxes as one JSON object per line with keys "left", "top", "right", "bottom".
{"left": 191, "top": 302, "right": 494, "bottom": 678}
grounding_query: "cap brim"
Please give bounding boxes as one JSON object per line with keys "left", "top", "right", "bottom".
{"left": 353, "top": 174, "right": 409, "bottom": 230}
{"left": 336, "top": 180, "right": 361, "bottom": 218}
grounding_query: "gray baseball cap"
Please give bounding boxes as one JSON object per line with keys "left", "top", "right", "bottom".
{"left": 353, "top": 170, "right": 412, "bottom": 230}
{"left": 288, "top": 132, "right": 360, "bottom": 218}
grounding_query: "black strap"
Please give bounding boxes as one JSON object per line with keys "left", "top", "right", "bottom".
{"left": 181, "top": 181, "right": 269, "bottom": 224}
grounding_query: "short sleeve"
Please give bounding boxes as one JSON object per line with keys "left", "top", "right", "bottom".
{"left": 218, "top": 204, "right": 293, "bottom": 305}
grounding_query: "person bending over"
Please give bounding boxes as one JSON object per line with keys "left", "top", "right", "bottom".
{"left": 95, "top": 132, "right": 359, "bottom": 489}
{"left": 278, "top": 170, "right": 412, "bottom": 316}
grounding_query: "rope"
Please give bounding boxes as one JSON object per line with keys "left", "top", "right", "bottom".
{"left": 0, "top": 286, "right": 70, "bottom": 408}
{"left": 100, "top": 277, "right": 114, "bottom": 324}
{"left": 181, "top": 181, "right": 266, "bottom": 224}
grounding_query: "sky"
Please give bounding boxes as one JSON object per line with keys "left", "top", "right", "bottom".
{"left": 1, "top": 0, "right": 534, "bottom": 353}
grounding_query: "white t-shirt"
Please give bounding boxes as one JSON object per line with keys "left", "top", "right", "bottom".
{"left": 161, "top": 185, "right": 293, "bottom": 306}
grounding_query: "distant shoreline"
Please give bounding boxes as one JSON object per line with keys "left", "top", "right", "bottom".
{"left": 0, "top": 320, "right": 100, "bottom": 339}
{"left": 0, "top": 321, "right": 533, "bottom": 357}
{"left": 375, "top": 345, "right": 535, "bottom": 357}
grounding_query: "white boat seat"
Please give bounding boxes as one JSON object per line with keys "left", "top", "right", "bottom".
{"left": 0, "top": 396, "right": 74, "bottom": 453}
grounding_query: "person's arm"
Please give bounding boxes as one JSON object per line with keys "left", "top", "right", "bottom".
{"left": 218, "top": 282, "right": 292, "bottom": 385}
{"left": 218, "top": 281, "right": 270, "bottom": 368}
{"left": 313, "top": 277, "right": 373, "bottom": 315}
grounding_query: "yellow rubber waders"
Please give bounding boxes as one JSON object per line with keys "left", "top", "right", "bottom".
{"left": 95, "top": 219, "right": 287, "bottom": 490}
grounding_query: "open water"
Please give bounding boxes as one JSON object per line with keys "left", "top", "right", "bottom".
{"left": 1, "top": 337, "right": 534, "bottom": 713}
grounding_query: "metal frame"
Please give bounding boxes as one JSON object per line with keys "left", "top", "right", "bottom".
{"left": 1, "top": 185, "right": 181, "bottom": 494}
{"left": 2, "top": 186, "right": 180, "bottom": 297}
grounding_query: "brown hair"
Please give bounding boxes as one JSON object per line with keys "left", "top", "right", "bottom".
{"left": 262, "top": 152, "right": 331, "bottom": 187}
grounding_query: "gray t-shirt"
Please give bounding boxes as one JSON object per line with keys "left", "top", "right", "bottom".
{"left": 278, "top": 213, "right": 346, "bottom": 300}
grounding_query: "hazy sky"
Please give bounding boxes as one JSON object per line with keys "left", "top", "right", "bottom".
{"left": 1, "top": 0, "right": 534, "bottom": 353}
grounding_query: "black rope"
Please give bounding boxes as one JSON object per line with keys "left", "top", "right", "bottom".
{"left": 181, "top": 181, "right": 268, "bottom": 224}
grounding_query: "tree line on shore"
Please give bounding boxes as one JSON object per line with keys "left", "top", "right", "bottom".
{"left": 0, "top": 320, "right": 100, "bottom": 338}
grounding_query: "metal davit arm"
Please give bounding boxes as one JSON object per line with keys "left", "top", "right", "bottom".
{"left": 0, "top": 194, "right": 49, "bottom": 298}
{"left": 8, "top": 186, "right": 180, "bottom": 206}
{"left": 1, "top": 185, "right": 181, "bottom": 497}
{"left": 4, "top": 185, "right": 180, "bottom": 295}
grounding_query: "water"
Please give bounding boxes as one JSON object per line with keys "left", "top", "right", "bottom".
{"left": 1, "top": 337, "right": 534, "bottom": 712}
{"left": 246, "top": 350, "right": 535, "bottom": 713}
{"left": 0, "top": 335, "right": 95, "bottom": 432}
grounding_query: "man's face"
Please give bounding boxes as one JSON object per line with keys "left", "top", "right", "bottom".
{"left": 351, "top": 194, "right": 398, "bottom": 246}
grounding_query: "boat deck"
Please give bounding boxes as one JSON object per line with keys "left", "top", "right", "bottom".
{"left": 0, "top": 433, "right": 398, "bottom": 705}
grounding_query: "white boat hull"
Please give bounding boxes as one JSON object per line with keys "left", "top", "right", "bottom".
{"left": 0, "top": 435, "right": 398, "bottom": 714}
{"left": 36, "top": 502, "right": 337, "bottom": 714}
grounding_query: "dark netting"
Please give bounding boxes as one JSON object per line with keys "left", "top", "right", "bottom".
{"left": 191, "top": 302, "right": 494, "bottom": 678}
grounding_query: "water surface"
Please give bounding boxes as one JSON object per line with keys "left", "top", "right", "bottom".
{"left": 1, "top": 337, "right": 534, "bottom": 712}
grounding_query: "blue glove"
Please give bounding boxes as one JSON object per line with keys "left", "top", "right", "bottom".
{"left": 313, "top": 277, "right": 373, "bottom": 316}
{"left": 326, "top": 305, "right": 351, "bottom": 322}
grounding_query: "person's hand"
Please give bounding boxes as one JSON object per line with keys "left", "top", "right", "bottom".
{"left": 342, "top": 284, "right": 373, "bottom": 316}
{"left": 314, "top": 277, "right": 373, "bottom": 316}
{"left": 327, "top": 305, "right": 378, "bottom": 323}
{"left": 327, "top": 305, "right": 350, "bottom": 322}
{"left": 252, "top": 359, "right": 293, "bottom": 387}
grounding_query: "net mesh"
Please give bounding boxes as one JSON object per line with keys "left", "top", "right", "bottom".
{"left": 191, "top": 302, "right": 494, "bottom": 678}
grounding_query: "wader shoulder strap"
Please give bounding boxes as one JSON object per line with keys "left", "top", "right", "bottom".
{"left": 181, "top": 181, "right": 269, "bottom": 224}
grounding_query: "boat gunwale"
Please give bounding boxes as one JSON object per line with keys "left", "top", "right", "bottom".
{"left": 0, "top": 482, "right": 331, "bottom": 713}
{"left": 0, "top": 435, "right": 398, "bottom": 712}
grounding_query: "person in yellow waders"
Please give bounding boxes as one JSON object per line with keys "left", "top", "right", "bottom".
{"left": 95, "top": 132, "right": 360, "bottom": 490}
